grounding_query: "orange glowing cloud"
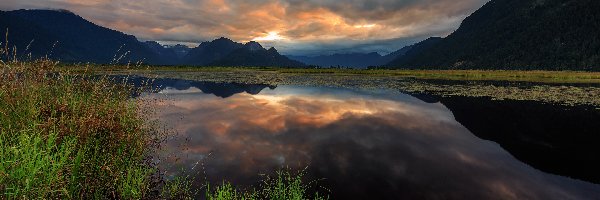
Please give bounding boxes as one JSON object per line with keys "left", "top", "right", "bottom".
{"left": 0, "top": 0, "right": 490, "bottom": 54}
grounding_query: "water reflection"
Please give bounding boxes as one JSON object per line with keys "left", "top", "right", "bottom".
{"left": 425, "top": 95, "right": 600, "bottom": 184}
{"left": 121, "top": 76, "right": 275, "bottom": 98}
{"left": 142, "top": 80, "right": 600, "bottom": 200}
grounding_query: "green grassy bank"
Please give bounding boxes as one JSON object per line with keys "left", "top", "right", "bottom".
{"left": 0, "top": 59, "right": 158, "bottom": 198}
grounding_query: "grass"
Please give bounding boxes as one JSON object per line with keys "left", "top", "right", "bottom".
{"left": 110, "top": 68, "right": 600, "bottom": 108}
{"left": 157, "top": 168, "right": 328, "bottom": 200}
{"left": 275, "top": 68, "right": 600, "bottom": 83}
{"left": 158, "top": 169, "right": 328, "bottom": 200}
{"left": 201, "top": 169, "right": 328, "bottom": 200}
{"left": 161, "top": 176, "right": 195, "bottom": 200}
{"left": 84, "top": 65, "right": 600, "bottom": 84}
{"left": 0, "top": 54, "right": 161, "bottom": 198}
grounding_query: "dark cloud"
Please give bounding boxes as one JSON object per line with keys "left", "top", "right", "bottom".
{"left": 0, "top": 0, "right": 489, "bottom": 55}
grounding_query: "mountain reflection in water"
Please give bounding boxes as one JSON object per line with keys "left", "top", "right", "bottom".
{"left": 140, "top": 79, "right": 600, "bottom": 200}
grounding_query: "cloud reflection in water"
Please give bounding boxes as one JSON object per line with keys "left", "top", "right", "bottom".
{"left": 144, "top": 85, "right": 600, "bottom": 200}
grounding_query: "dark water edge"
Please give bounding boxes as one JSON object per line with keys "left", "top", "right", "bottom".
{"left": 413, "top": 93, "right": 600, "bottom": 184}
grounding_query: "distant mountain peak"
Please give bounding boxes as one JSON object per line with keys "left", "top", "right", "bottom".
{"left": 55, "top": 9, "right": 75, "bottom": 14}
{"left": 244, "top": 41, "right": 264, "bottom": 51}
{"left": 169, "top": 44, "right": 189, "bottom": 48}
{"left": 145, "top": 41, "right": 161, "bottom": 47}
{"left": 213, "top": 37, "right": 234, "bottom": 43}
{"left": 16, "top": 9, "right": 78, "bottom": 16}
{"left": 209, "top": 41, "right": 304, "bottom": 67}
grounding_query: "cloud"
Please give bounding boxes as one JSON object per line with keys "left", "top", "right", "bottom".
{"left": 0, "top": 0, "right": 489, "bottom": 54}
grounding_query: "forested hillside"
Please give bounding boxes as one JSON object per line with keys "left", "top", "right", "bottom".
{"left": 388, "top": 0, "right": 600, "bottom": 70}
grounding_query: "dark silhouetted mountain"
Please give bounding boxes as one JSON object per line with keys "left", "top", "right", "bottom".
{"left": 145, "top": 41, "right": 179, "bottom": 65}
{"left": 289, "top": 52, "right": 383, "bottom": 69}
{"left": 143, "top": 42, "right": 191, "bottom": 64}
{"left": 209, "top": 43, "right": 305, "bottom": 67}
{"left": 287, "top": 47, "right": 419, "bottom": 68}
{"left": 244, "top": 41, "right": 264, "bottom": 51}
{"left": 377, "top": 45, "right": 414, "bottom": 65}
{"left": 386, "top": 37, "right": 443, "bottom": 67}
{"left": 388, "top": 0, "right": 600, "bottom": 70}
{"left": 182, "top": 37, "right": 244, "bottom": 65}
{"left": 167, "top": 44, "right": 191, "bottom": 59}
{"left": 0, "top": 10, "right": 69, "bottom": 61}
{"left": 0, "top": 9, "right": 166, "bottom": 64}
{"left": 183, "top": 39, "right": 303, "bottom": 67}
{"left": 144, "top": 42, "right": 192, "bottom": 64}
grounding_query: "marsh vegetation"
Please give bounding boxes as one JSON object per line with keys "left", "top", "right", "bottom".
{"left": 101, "top": 67, "right": 600, "bottom": 108}
{"left": 0, "top": 59, "right": 159, "bottom": 198}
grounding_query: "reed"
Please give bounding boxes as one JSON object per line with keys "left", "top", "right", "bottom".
{"left": 0, "top": 48, "right": 160, "bottom": 198}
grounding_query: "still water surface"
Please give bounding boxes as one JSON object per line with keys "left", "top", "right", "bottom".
{"left": 139, "top": 78, "right": 600, "bottom": 200}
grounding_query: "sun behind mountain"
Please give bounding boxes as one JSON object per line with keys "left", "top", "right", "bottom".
{"left": 253, "top": 32, "right": 285, "bottom": 41}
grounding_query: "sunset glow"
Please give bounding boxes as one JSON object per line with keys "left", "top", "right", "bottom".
{"left": 0, "top": 0, "right": 489, "bottom": 54}
{"left": 354, "top": 24, "right": 377, "bottom": 28}
{"left": 253, "top": 32, "right": 285, "bottom": 41}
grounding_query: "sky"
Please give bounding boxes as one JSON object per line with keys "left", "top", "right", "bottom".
{"left": 0, "top": 0, "right": 489, "bottom": 55}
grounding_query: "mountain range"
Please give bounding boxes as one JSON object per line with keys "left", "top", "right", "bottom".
{"left": 181, "top": 38, "right": 304, "bottom": 67}
{"left": 0, "top": 9, "right": 303, "bottom": 67}
{"left": 289, "top": 52, "right": 383, "bottom": 69}
{"left": 287, "top": 45, "right": 417, "bottom": 69}
{"left": 2, "top": 0, "right": 600, "bottom": 70}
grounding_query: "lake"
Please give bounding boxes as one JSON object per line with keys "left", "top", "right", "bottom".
{"left": 135, "top": 77, "right": 600, "bottom": 200}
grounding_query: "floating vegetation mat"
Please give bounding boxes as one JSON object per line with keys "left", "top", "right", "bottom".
{"left": 111, "top": 70, "right": 600, "bottom": 108}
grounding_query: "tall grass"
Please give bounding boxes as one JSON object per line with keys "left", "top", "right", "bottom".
{"left": 158, "top": 168, "right": 329, "bottom": 200}
{"left": 202, "top": 170, "right": 328, "bottom": 200}
{"left": 0, "top": 48, "right": 160, "bottom": 198}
